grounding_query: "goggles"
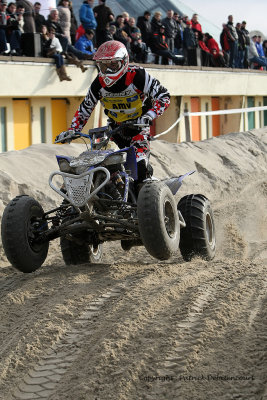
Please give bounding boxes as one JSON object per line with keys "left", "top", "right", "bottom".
{"left": 97, "top": 60, "right": 122, "bottom": 74}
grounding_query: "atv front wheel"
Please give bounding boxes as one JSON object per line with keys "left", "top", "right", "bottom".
{"left": 1, "top": 195, "right": 49, "bottom": 273}
{"left": 137, "top": 182, "right": 180, "bottom": 260}
{"left": 178, "top": 194, "right": 216, "bottom": 261}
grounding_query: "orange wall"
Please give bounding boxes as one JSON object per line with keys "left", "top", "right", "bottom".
{"left": 13, "top": 99, "right": 31, "bottom": 150}
{"left": 190, "top": 97, "right": 201, "bottom": 141}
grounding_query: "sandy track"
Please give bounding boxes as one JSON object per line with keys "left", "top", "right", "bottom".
{"left": 0, "top": 128, "right": 267, "bottom": 400}
{"left": 0, "top": 257, "right": 266, "bottom": 400}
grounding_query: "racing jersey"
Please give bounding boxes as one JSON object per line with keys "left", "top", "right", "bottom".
{"left": 70, "top": 65, "right": 170, "bottom": 129}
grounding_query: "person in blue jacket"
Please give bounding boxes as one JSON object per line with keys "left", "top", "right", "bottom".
{"left": 79, "top": 0, "right": 97, "bottom": 31}
{"left": 75, "top": 28, "right": 96, "bottom": 56}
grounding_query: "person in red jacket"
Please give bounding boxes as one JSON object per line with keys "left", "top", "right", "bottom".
{"left": 204, "top": 32, "right": 228, "bottom": 67}
{"left": 195, "top": 31, "right": 215, "bottom": 66}
{"left": 191, "top": 13, "right": 202, "bottom": 33}
{"left": 150, "top": 24, "right": 184, "bottom": 65}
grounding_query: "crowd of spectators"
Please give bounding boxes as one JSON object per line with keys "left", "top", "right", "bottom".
{"left": 1, "top": 0, "right": 267, "bottom": 81}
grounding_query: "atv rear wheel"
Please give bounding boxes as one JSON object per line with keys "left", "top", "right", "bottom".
{"left": 178, "top": 194, "right": 216, "bottom": 261}
{"left": 1, "top": 195, "right": 49, "bottom": 273}
{"left": 137, "top": 182, "right": 180, "bottom": 260}
{"left": 60, "top": 234, "right": 103, "bottom": 266}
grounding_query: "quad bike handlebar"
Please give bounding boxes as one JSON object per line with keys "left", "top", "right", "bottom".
{"left": 54, "top": 120, "right": 150, "bottom": 146}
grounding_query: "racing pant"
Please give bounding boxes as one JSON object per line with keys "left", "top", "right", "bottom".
{"left": 111, "top": 125, "right": 153, "bottom": 182}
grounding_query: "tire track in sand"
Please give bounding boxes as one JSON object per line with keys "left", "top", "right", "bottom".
{"left": 11, "top": 281, "right": 131, "bottom": 400}
{"left": 156, "top": 285, "right": 216, "bottom": 377}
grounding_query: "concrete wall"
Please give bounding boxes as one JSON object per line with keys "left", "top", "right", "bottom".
{"left": 1, "top": 59, "right": 267, "bottom": 98}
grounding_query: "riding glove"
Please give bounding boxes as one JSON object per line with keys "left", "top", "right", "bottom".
{"left": 137, "top": 111, "right": 156, "bottom": 126}
{"left": 55, "top": 129, "right": 75, "bottom": 144}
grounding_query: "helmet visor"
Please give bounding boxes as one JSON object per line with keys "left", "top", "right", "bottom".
{"left": 97, "top": 60, "right": 122, "bottom": 74}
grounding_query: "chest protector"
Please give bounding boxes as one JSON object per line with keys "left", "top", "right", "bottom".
{"left": 99, "top": 70, "right": 144, "bottom": 123}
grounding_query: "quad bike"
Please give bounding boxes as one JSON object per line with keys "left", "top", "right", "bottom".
{"left": 1, "top": 121, "right": 216, "bottom": 273}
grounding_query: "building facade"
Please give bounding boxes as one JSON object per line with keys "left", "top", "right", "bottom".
{"left": 0, "top": 56, "right": 267, "bottom": 152}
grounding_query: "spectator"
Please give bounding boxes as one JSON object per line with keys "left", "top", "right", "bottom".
{"left": 195, "top": 31, "right": 215, "bottom": 67}
{"left": 75, "top": 27, "right": 95, "bottom": 57}
{"left": 204, "top": 32, "right": 228, "bottom": 67}
{"left": 181, "top": 15, "right": 189, "bottom": 29}
{"left": 235, "top": 22, "right": 246, "bottom": 68}
{"left": 6, "top": 1, "right": 16, "bottom": 17}
{"left": 248, "top": 35, "right": 267, "bottom": 69}
{"left": 161, "top": 9, "right": 176, "bottom": 52}
{"left": 33, "top": 1, "right": 45, "bottom": 33}
{"left": 46, "top": 8, "right": 67, "bottom": 43}
{"left": 191, "top": 13, "right": 202, "bottom": 33}
{"left": 173, "top": 12, "right": 183, "bottom": 54}
{"left": 226, "top": 15, "right": 238, "bottom": 68}
{"left": 58, "top": 0, "right": 71, "bottom": 43}
{"left": 137, "top": 10, "right": 151, "bottom": 47}
{"left": 183, "top": 20, "right": 197, "bottom": 64}
{"left": 93, "top": 0, "right": 114, "bottom": 47}
{"left": 150, "top": 24, "right": 184, "bottom": 65}
{"left": 79, "top": 0, "right": 97, "bottom": 32}
{"left": 41, "top": 25, "right": 71, "bottom": 81}
{"left": 69, "top": 1, "right": 77, "bottom": 45}
{"left": 15, "top": 3, "right": 24, "bottom": 32}
{"left": 46, "top": 9, "right": 91, "bottom": 62}
{"left": 123, "top": 16, "right": 136, "bottom": 38}
{"left": 262, "top": 39, "right": 267, "bottom": 57}
{"left": 122, "top": 13, "right": 135, "bottom": 36}
{"left": 130, "top": 27, "right": 148, "bottom": 63}
{"left": 112, "top": 15, "right": 130, "bottom": 48}
{"left": 0, "top": 0, "right": 8, "bottom": 54}
{"left": 111, "top": 14, "right": 121, "bottom": 29}
{"left": 95, "top": 22, "right": 114, "bottom": 44}
{"left": 107, "top": 23, "right": 115, "bottom": 39}
{"left": 183, "top": 20, "right": 196, "bottom": 48}
{"left": 151, "top": 11, "right": 161, "bottom": 34}
{"left": 6, "top": 1, "right": 22, "bottom": 55}
{"left": 121, "top": 11, "right": 129, "bottom": 29}
{"left": 16, "top": 0, "right": 35, "bottom": 33}
{"left": 220, "top": 24, "right": 230, "bottom": 53}
{"left": 240, "top": 21, "right": 250, "bottom": 68}
{"left": 256, "top": 36, "right": 265, "bottom": 58}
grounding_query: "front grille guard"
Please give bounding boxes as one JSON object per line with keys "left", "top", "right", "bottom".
{"left": 49, "top": 167, "right": 110, "bottom": 208}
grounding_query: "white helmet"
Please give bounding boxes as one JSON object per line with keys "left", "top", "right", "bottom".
{"left": 93, "top": 40, "right": 129, "bottom": 87}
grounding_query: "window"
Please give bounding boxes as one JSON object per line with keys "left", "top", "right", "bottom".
{"left": 247, "top": 97, "right": 255, "bottom": 130}
{"left": 205, "top": 102, "right": 209, "bottom": 138}
{"left": 0, "top": 107, "right": 7, "bottom": 152}
{"left": 264, "top": 97, "right": 267, "bottom": 126}
{"left": 258, "top": 101, "right": 262, "bottom": 128}
{"left": 40, "top": 107, "right": 46, "bottom": 143}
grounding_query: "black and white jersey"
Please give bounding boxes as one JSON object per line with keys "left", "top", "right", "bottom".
{"left": 70, "top": 65, "right": 170, "bottom": 129}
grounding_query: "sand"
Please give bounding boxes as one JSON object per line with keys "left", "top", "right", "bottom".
{"left": 0, "top": 128, "right": 266, "bottom": 400}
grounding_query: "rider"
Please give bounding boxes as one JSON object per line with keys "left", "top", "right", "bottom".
{"left": 55, "top": 40, "right": 170, "bottom": 183}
